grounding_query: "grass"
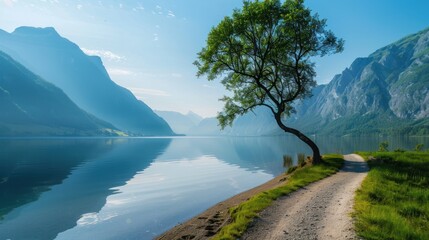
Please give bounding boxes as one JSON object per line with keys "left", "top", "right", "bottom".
{"left": 354, "top": 151, "right": 429, "bottom": 240}
{"left": 213, "top": 154, "right": 344, "bottom": 240}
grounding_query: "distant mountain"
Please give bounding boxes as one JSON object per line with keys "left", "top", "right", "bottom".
{"left": 155, "top": 110, "right": 202, "bottom": 134}
{"left": 0, "top": 27, "right": 173, "bottom": 136}
{"left": 186, "top": 109, "right": 279, "bottom": 136}
{"left": 196, "top": 27, "right": 429, "bottom": 136}
{"left": 186, "top": 111, "right": 203, "bottom": 125}
{"left": 0, "top": 51, "right": 118, "bottom": 136}
{"left": 188, "top": 117, "right": 227, "bottom": 136}
{"left": 286, "top": 27, "right": 429, "bottom": 136}
{"left": 227, "top": 107, "right": 279, "bottom": 136}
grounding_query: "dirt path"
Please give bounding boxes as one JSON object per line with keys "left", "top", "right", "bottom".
{"left": 241, "top": 154, "right": 368, "bottom": 240}
{"left": 156, "top": 173, "right": 290, "bottom": 240}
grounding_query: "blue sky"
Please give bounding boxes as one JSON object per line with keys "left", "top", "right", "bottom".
{"left": 1, "top": 0, "right": 429, "bottom": 117}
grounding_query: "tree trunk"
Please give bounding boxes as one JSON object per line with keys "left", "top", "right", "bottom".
{"left": 275, "top": 114, "right": 321, "bottom": 164}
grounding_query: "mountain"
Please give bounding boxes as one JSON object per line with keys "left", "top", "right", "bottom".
{"left": 155, "top": 110, "right": 201, "bottom": 134}
{"left": 186, "top": 111, "right": 203, "bottom": 125}
{"left": 227, "top": 107, "right": 279, "bottom": 136}
{"left": 199, "top": 27, "right": 429, "bottom": 136}
{"left": 188, "top": 117, "right": 226, "bottom": 136}
{"left": 286, "top": 27, "right": 429, "bottom": 136}
{"left": 0, "top": 51, "right": 118, "bottom": 136}
{"left": 0, "top": 27, "right": 173, "bottom": 136}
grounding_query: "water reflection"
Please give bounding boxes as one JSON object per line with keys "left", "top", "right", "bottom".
{"left": 0, "top": 136, "right": 428, "bottom": 240}
{"left": 0, "top": 138, "right": 171, "bottom": 240}
{"left": 0, "top": 139, "right": 115, "bottom": 220}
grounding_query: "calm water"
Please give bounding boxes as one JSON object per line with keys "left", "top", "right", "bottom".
{"left": 0, "top": 136, "right": 428, "bottom": 240}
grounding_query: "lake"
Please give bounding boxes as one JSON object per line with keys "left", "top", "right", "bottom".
{"left": 1, "top": 136, "right": 428, "bottom": 239}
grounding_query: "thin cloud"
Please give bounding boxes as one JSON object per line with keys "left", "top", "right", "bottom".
{"left": 129, "top": 87, "right": 170, "bottom": 97}
{"left": 155, "top": 5, "right": 162, "bottom": 14}
{"left": 153, "top": 33, "right": 159, "bottom": 41}
{"left": 76, "top": 4, "right": 82, "bottom": 10}
{"left": 133, "top": 3, "right": 144, "bottom": 12}
{"left": 167, "top": 10, "right": 175, "bottom": 18}
{"left": 81, "top": 48, "right": 125, "bottom": 62}
{"left": 107, "top": 68, "right": 134, "bottom": 76}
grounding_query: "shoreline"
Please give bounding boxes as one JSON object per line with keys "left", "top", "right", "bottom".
{"left": 156, "top": 173, "right": 289, "bottom": 239}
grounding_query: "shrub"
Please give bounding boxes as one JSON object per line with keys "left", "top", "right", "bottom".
{"left": 297, "top": 153, "right": 306, "bottom": 167}
{"left": 378, "top": 141, "right": 389, "bottom": 152}
{"left": 283, "top": 155, "right": 293, "bottom": 168}
{"left": 414, "top": 143, "right": 424, "bottom": 152}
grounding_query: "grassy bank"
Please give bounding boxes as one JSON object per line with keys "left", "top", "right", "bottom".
{"left": 213, "top": 154, "right": 344, "bottom": 239}
{"left": 354, "top": 151, "right": 429, "bottom": 240}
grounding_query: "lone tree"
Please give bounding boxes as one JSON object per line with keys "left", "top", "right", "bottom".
{"left": 195, "top": 0, "right": 343, "bottom": 164}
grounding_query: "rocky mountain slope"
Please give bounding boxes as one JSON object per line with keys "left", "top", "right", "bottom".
{"left": 287, "top": 27, "right": 429, "bottom": 135}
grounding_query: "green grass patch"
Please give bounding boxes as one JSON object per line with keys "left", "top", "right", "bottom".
{"left": 354, "top": 151, "right": 429, "bottom": 240}
{"left": 213, "top": 154, "right": 344, "bottom": 240}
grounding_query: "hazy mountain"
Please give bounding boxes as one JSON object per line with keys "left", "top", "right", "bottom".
{"left": 155, "top": 110, "right": 202, "bottom": 134}
{"left": 188, "top": 117, "right": 227, "bottom": 136}
{"left": 227, "top": 107, "right": 279, "bottom": 136}
{"left": 0, "top": 51, "right": 117, "bottom": 136}
{"left": 197, "top": 27, "right": 429, "bottom": 136}
{"left": 186, "top": 111, "right": 203, "bottom": 125}
{"left": 0, "top": 27, "right": 173, "bottom": 136}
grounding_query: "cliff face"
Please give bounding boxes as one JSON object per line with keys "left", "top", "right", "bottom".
{"left": 289, "top": 27, "right": 429, "bottom": 135}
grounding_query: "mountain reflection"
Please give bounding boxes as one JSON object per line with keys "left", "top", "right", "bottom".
{"left": 0, "top": 138, "right": 171, "bottom": 240}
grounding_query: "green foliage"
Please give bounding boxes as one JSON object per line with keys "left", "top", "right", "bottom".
{"left": 213, "top": 154, "right": 344, "bottom": 239}
{"left": 354, "top": 152, "right": 429, "bottom": 240}
{"left": 296, "top": 112, "right": 415, "bottom": 137}
{"left": 378, "top": 141, "right": 389, "bottom": 152}
{"left": 283, "top": 155, "right": 293, "bottom": 168}
{"left": 286, "top": 166, "right": 298, "bottom": 174}
{"left": 195, "top": 0, "right": 343, "bottom": 129}
{"left": 394, "top": 148, "right": 406, "bottom": 153}
{"left": 415, "top": 143, "right": 424, "bottom": 152}
{"left": 394, "top": 63, "right": 429, "bottom": 93}
{"left": 297, "top": 153, "right": 306, "bottom": 167}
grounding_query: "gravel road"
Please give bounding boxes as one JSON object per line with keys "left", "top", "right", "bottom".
{"left": 241, "top": 154, "right": 368, "bottom": 240}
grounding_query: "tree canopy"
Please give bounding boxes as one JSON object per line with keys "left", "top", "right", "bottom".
{"left": 195, "top": 0, "right": 344, "bottom": 163}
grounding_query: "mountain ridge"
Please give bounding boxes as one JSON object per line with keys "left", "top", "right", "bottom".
{"left": 0, "top": 50, "right": 119, "bottom": 136}
{"left": 0, "top": 26, "right": 174, "bottom": 136}
{"left": 284, "top": 26, "right": 429, "bottom": 135}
